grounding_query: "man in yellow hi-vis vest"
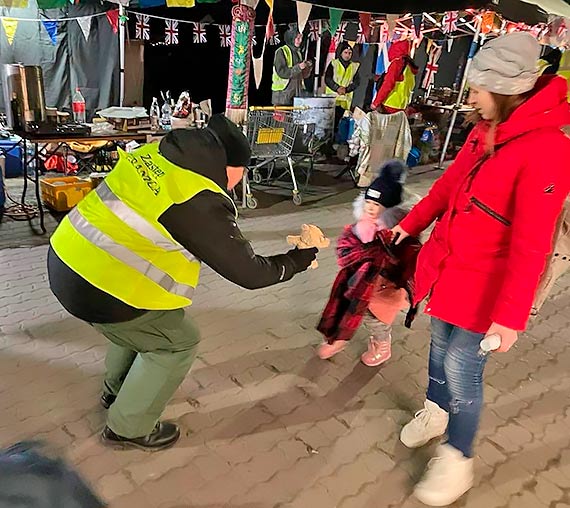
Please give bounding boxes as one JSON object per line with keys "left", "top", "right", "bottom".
{"left": 272, "top": 25, "right": 312, "bottom": 106}
{"left": 325, "top": 41, "right": 361, "bottom": 111}
{"left": 47, "top": 115, "right": 317, "bottom": 451}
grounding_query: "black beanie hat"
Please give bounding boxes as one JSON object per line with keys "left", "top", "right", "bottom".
{"left": 364, "top": 160, "right": 407, "bottom": 208}
{"left": 207, "top": 114, "right": 251, "bottom": 167}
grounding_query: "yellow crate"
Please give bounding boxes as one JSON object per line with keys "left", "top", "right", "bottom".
{"left": 40, "top": 176, "right": 93, "bottom": 212}
{"left": 256, "top": 127, "right": 284, "bottom": 144}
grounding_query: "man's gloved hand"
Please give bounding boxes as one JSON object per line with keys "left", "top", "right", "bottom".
{"left": 288, "top": 247, "right": 318, "bottom": 273}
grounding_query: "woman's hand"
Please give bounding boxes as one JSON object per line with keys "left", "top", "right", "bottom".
{"left": 486, "top": 322, "right": 518, "bottom": 353}
{"left": 390, "top": 225, "right": 410, "bottom": 245}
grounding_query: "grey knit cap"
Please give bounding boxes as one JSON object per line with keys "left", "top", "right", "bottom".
{"left": 467, "top": 32, "right": 541, "bottom": 95}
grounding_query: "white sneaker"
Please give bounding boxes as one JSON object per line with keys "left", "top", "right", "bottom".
{"left": 413, "top": 444, "right": 474, "bottom": 506}
{"left": 400, "top": 400, "right": 448, "bottom": 448}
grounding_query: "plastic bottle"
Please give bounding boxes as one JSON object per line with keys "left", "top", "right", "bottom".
{"left": 72, "top": 88, "right": 86, "bottom": 124}
{"left": 160, "top": 99, "right": 172, "bottom": 131}
{"left": 478, "top": 334, "right": 501, "bottom": 357}
{"left": 150, "top": 97, "right": 160, "bottom": 131}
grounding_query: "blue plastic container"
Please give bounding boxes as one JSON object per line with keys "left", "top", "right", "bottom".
{"left": 0, "top": 138, "right": 23, "bottom": 178}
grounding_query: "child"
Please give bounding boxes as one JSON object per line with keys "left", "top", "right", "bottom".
{"left": 317, "top": 160, "right": 420, "bottom": 366}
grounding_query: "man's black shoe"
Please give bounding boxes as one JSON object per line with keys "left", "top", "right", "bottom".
{"left": 100, "top": 392, "right": 116, "bottom": 410}
{"left": 101, "top": 422, "right": 180, "bottom": 451}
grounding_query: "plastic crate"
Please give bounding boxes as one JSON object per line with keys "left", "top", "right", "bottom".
{"left": 40, "top": 176, "right": 93, "bottom": 212}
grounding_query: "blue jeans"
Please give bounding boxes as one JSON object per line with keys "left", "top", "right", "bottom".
{"left": 426, "top": 318, "right": 487, "bottom": 458}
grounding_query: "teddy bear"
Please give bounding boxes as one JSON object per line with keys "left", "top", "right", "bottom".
{"left": 287, "top": 224, "right": 331, "bottom": 269}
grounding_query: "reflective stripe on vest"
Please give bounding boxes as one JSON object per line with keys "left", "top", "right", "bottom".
{"left": 50, "top": 143, "right": 234, "bottom": 310}
{"left": 272, "top": 45, "right": 294, "bottom": 92}
{"left": 325, "top": 60, "right": 360, "bottom": 110}
{"left": 383, "top": 64, "right": 416, "bottom": 110}
{"left": 558, "top": 51, "right": 570, "bottom": 101}
{"left": 537, "top": 59, "right": 550, "bottom": 76}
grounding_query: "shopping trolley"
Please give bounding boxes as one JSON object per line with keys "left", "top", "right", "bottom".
{"left": 241, "top": 106, "right": 305, "bottom": 209}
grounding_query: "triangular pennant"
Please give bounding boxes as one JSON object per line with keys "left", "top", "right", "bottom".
{"left": 42, "top": 20, "right": 58, "bottom": 45}
{"left": 447, "top": 38, "right": 453, "bottom": 52}
{"left": 328, "top": 8, "right": 343, "bottom": 36}
{"left": 252, "top": 39, "right": 266, "bottom": 89}
{"left": 77, "top": 16, "right": 91, "bottom": 41}
{"left": 359, "top": 13, "right": 371, "bottom": 43}
{"left": 106, "top": 9, "right": 119, "bottom": 35}
{"left": 362, "top": 42, "right": 369, "bottom": 56}
{"left": 296, "top": 1, "right": 312, "bottom": 34}
{"left": 166, "top": 0, "right": 195, "bottom": 6}
{"left": 413, "top": 14, "right": 422, "bottom": 39}
{"left": 265, "top": 11, "right": 275, "bottom": 40}
{"left": 1, "top": 18, "right": 18, "bottom": 45}
{"left": 386, "top": 14, "right": 398, "bottom": 40}
{"left": 426, "top": 38, "right": 433, "bottom": 55}
{"left": 37, "top": 0, "right": 66, "bottom": 8}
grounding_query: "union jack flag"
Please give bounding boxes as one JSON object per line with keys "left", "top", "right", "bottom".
{"left": 442, "top": 11, "right": 458, "bottom": 34}
{"left": 192, "top": 22, "right": 207, "bottom": 44}
{"left": 422, "top": 44, "right": 442, "bottom": 89}
{"left": 164, "top": 19, "right": 178, "bottom": 45}
{"left": 252, "top": 32, "right": 257, "bottom": 46}
{"left": 135, "top": 14, "right": 149, "bottom": 40}
{"left": 378, "top": 21, "right": 389, "bottom": 43}
{"left": 268, "top": 31, "right": 280, "bottom": 45}
{"left": 308, "top": 20, "right": 320, "bottom": 41}
{"left": 219, "top": 24, "right": 231, "bottom": 47}
{"left": 334, "top": 21, "right": 347, "bottom": 43}
{"left": 356, "top": 22, "right": 366, "bottom": 43}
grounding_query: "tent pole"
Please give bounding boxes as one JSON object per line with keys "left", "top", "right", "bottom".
{"left": 314, "top": 20, "right": 322, "bottom": 93}
{"left": 437, "top": 14, "right": 482, "bottom": 169}
{"left": 119, "top": 4, "right": 126, "bottom": 107}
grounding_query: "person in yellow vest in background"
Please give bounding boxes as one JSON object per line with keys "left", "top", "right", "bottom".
{"left": 325, "top": 41, "right": 361, "bottom": 127}
{"left": 371, "top": 40, "right": 419, "bottom": 113}
{"left": 47, "top": 115, "right": 318, "bottom": 451}
{"left": 272, "top": 25, "right": 312, "bottom": 106}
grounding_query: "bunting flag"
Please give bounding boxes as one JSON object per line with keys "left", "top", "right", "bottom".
{"left": 1, "top": 18, "right": 18, "bottom": 45}
{"left": 328, "top": 8, "right": 343, "bottom": 36}
{"left": 219, "top": 24, "right": 231, "bottom": 47}
{"left": 386, "top": 14, "right": 398, "bottom": 39}
{"left": 139, "top": 0, "right": 165, "bottom": 7}
{"left": 37, "top": 0, "right": 66, "bottom": 8}
{"left": 0, "top": 0, "right": 27, "bottom": 7}
{"left": 268, "top": 31, "right": 280, "bottom": 45}
{"left": 442, "top": 11, "right": 458, "bottom": 34}
{"left": 296, "top": 1, "right": 312, "bottom": 34}
{"left": 77, "top": 16, "right": 92, "bottom": 41}
{"left": 556, "top": 20, "right": 567, "bottom": 42}
{"left": 323, "top": 37, "right": 336, "bottom": 83}
{"left": 106, "top": 9, "right": 119, "bottom": 34}
{"left": 106, "top": 0, "right": 129, "bottom": 5}
{"left": 358, "top": 13, "right": 371, "bottom": 43}
{"left": 378, "top": 21, "right": 389, "bottom": 43}
{"left": 374, "top": 42, "right": 390, "bottom": 75}
{"left": 308, "top": 20, "right": 320, "bottom": 41}
{"left": 252, "top": 32, "right": 257, "bottom": 45}
{"left": 166, "top": 0, "right": 195, "bottom": 7}
{"left": 413, "top": 14, "right": 422, "bottom": 39}
{"left": 265, "top": 11, "right": 275, "bottom": 40}
{"left": 252, "top": 39, "right": 266, "bottom": 89}
{"left": 422, "top": 43, "right": 442, "bottom": 89}
{"left": 334, "top": 21, "right": 347, "bottom": 43}
{"left": 356, "top": 22, "right": 366, "bottom": 44}
{"left": 164, "top": 19, "right": 179, "bottom": 45}
{"left": 192, "top": 22, "right": 207, "bottom": 43}
{"left": 42, "top": 20, "right": 58, "bottom": 45}
{"left": 135, "top": 14, "right": 150, "bottom": 40}
{"left": 447, "top": 38, "right": 453, "bottom": 52}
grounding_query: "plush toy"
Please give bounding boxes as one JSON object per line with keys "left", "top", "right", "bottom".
{"left": 287, "top": 224, "right": 331, "bottom": 269}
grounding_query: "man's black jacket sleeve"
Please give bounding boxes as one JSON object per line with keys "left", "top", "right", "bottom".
{"left": 159, "top": 191, "right": 299, "bottom": 289}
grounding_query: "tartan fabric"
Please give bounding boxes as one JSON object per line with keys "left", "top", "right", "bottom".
{"left": 317, "top": 225, "right": 420, "bottom": 343}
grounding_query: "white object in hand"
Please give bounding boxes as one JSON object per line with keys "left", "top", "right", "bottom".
{"left": 478, "top": 334, "right": 501, "bottom": 356}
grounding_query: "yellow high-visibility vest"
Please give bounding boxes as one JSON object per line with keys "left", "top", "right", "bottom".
{"left": 50, "top": 142, "right": 235, "bottom": 310}
{"left": 383, "top": 64, "right": 416, "bottom": 111}
{"left": 272, "top": 45, "right": 294, "bottom": 92}
{"left": 325, "top": 59, "right": 360, "bottom": 110}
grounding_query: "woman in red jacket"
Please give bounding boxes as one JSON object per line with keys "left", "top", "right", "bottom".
{"left": 391, "top": 32, "right": 570, "bottom": 506}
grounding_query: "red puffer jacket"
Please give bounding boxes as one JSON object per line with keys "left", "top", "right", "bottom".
{"left": 400, "top": 75, "right": 570, "bottom": 333}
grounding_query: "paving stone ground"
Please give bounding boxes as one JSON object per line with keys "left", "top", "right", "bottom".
{"left": 1, "top": 167, "right": 570, "bottom": 508}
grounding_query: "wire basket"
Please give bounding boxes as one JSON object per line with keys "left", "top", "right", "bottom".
{"left": 247, "top": 109, "right": 299, "bottom": 159}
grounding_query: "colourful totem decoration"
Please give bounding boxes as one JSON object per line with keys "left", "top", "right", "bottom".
{"left": 225, "top": 4, "right": 255, "bottom": 124}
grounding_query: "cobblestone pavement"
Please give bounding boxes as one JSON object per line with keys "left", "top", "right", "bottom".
{"left": 1, "top": 168, "right": 570, "bottom": 508}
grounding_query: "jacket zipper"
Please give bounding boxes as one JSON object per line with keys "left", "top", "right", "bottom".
{"left": 470, "top": 197, "right": 511, "bottom": 226}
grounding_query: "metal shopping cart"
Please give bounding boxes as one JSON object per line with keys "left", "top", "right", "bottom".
{"left": 241, "top": 106, "right": 304, "bottom": 209}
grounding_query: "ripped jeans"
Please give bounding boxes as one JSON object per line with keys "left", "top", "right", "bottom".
{"left": 426, "top": 318, "right": 488, "bottom": 458}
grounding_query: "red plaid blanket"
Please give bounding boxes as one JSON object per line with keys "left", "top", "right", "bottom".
{"left": 317, "top": 226, "right": 420, "bottom": 343}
